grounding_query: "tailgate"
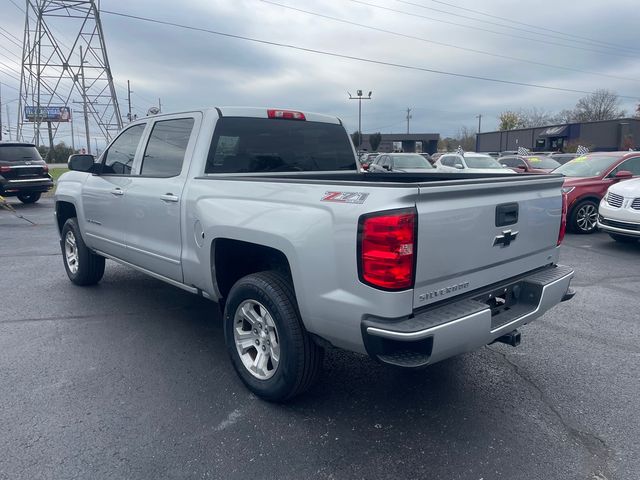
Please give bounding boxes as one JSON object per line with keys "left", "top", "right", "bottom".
{"left": 412, "top": 176, "right": 564, "bottom": 308}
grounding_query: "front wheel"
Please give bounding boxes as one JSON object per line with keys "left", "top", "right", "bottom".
{"left": 61, "top": 218, "right": 105, "bottom": 285}
{"left": 17, "top": 192, "right": 41, "bottom": 204}
{"left": 609, "top": 233, "right": 638, "bottom": 243}
{"left": 569, "top": 200, "right": 599, "bottom": 234}
{"left": 223, "top": 271, "right": 324, "bottom": 402}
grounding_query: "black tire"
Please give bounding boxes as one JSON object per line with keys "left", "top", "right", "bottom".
{"left": 223, "top": 271, "right": 324, "bottom": 402}
{"left": 61, "top": 218, "right": 105, "bottom": 286}
{"left": 17, "top": 192, "right": 41, "bottom": 204}
{"left": 609, "top": 233, "right": 638, "bottom": 243}
{"left": 569, "top": 199, "right": 599, "bottom": 234}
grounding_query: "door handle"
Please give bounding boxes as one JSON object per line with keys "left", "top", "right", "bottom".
{"left": 160, "top": 193, "right": 179, "bottom": 203}
{"left": 111, "top": 188, "right": 124, "bottom": 196}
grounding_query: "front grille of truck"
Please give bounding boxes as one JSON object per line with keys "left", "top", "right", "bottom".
{"left": 600, "top": 217, "right": 640, "bottom": 231}
{"left": 607, "top": 192, "right": 623, "bottom": 208}
{"left": 632, "top": 198, "right": 640, "bottom": 210}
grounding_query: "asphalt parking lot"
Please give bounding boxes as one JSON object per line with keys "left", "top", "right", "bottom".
{"left": 1, "top": 196, "right": 638, "bottom": 480}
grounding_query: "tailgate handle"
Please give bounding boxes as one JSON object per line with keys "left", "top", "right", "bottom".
{"left": 496, "top": 202, "right": 519, "bottom": 227}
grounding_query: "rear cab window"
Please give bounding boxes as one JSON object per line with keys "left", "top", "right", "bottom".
{"left": 205, "top": 117, "right": 357, "bottom": 173}
{"left": 140, "top": 118, "right": 195, "bottom": 177}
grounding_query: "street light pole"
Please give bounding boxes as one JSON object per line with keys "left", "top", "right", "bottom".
{"left": 348, "top": 90, "right": 372, "bottom": 149}
{"left": 476, "top": 114, "right": 482, "bottom": 134}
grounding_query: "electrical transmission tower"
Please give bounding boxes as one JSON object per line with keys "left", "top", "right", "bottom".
{"left": 17, "top": 0, "right": 122, "bottom": 154}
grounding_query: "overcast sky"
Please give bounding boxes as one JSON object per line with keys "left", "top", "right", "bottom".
{"left": 1, "top": 0, "right": 639, "bottom": 149}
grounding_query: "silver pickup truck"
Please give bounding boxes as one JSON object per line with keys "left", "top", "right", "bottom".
{"left": 55, "top": 107, "right": 575, "bottom": 401}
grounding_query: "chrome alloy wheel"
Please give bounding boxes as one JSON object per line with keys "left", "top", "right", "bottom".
{"left": 576, "top": 203, "right": 598, "bottom": 232}
{"left": 233, "top": 300, "right": 280, "bottom": 380}
{"left": 64, "top": 230, "right": 79, "bottom": 274}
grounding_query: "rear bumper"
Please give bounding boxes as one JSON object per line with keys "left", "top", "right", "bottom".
{"left": 0, "top": 177, "right": 53, "bottom": 196}
{"left": 362, "top": 265, "right": 574, "bottom": 367}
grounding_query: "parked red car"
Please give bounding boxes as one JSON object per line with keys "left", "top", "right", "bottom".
{"left": 499, "top": 155, "right": 561, "bottom": 174}
{"left": 554, "top": 152, "right": 640, "bottom": 233}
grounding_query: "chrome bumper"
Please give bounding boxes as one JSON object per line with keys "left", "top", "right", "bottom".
{"left": 362, "top": 265, "right": 574, "bottom": 367}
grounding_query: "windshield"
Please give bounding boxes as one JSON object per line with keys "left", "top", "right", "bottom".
{"left": 392, "top": 154, "right": 433, "bottom": 169}
{"left": 553, "top": 155, "right": 619, "bottom": 177}
{"left": 205, "top": 118, "right": 357, "bottom": 173}
{"left": 0, "top": 145, "right": 43, "bottom": 162}
{"left": 464, "top": 155, "right": 503, "bottom": 169}
{"left": 525, "top": 156, "right": 560, "bottom": 169}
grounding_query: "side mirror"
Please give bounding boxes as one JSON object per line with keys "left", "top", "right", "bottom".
{"left": 68, "top": 154, "right": 96, "bottom": 173}
{"left": 454, "top": 163, "right": 464, "bottom": 169}
{"left": 614, "top": 170, "right": 633, "bottom": 180}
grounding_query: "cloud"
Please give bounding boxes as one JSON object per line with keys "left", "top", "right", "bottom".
{"left": 1, "top": 0, "right": 638, "bottom": 147}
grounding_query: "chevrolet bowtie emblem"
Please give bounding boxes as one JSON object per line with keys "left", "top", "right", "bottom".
{"left": 494, "top": 229, "right": 518, "bottom": 247}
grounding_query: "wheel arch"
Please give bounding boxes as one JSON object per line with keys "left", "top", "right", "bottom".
{"left": 55, "top": 200, "right": 77, "bottom": 234}
{"left": 211, "top": 238, "right": 295, "bottom": 304}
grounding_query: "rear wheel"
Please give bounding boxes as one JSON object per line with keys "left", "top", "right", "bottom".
{"left": 569, "top": 200, "right": 598, "bottom": 234}
{"left": 609, "top": 233, "right": 638, "bottom": 243}
{"left": 17, "top": 192, "right": 41, "bottom": 204}
{"left": 223, "top": 271, "right": 324, "bottom": 402}
{"left": 61, "top": 218, "right": 105, "bottom": 285}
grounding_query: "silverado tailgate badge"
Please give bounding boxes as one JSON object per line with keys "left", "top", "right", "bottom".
{"left": 321, "top": 191, "right": 369, "bottom": 204}
{"left": 494, "top": 229, "right": 519, "bottom": 247}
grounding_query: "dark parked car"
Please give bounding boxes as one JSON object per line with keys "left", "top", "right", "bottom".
{"left": 499, "top": 155, "right": 561, "bottom": 174}
{"left": 0, "top": 142, "right": 53, "bottom": 203}
{"left": 554, "top": 151, "right": 640, "bottom": 233}
{"left": 549, "top": 153, "right": 578, "bottom": 165}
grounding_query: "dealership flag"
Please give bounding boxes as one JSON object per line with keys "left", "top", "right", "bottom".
{"left": 517, "top": 146, "right": 530, "bottom": 156}
{"left": 576, "top": 145, "right": 589, "bottom": 155}
{"left": 456, "top": 145, "right": 464, "bottom": 156}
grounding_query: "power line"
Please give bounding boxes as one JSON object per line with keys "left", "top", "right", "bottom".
{"left": 259, "top": 0, "right": 640, "bottom": 83}
{"left": 350, "top": 0, "right": 638, "bottom": 59}
{"left": 394, "top": 0, "right": 640, "bottom": 55}
{"left": 99, "top": 8, "right": 639, "bottom": 99}
{"left": 426, "top": 0, "right": 640, "bottom": 54}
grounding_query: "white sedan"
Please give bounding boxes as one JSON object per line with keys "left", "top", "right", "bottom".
{"left": 435, "top": 152, "right": 516, "bottom": 174}
{"left": 598, "top": 178, "right": 640, "bottom": 243}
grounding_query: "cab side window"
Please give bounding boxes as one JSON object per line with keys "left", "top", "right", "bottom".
{"left": 441, "top": 155, "right": 455, "bottom": 167}
{"left": 101, "top": 124, "right": 146, "bottom": 175}
{"left": 612, "top": 157, "right": 640, "bottom": 176}
{"left": 140, "top": 118, "right": 195, "bottom": 177}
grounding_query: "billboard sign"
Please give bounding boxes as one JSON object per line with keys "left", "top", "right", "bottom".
{"left": 24, "top": 106, "right": 72, "bottom": 122}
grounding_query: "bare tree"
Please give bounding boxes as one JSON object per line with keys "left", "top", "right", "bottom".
{"left": 571, "top": 89, "right": 626, "bottom": 122}
{"left": 518, "top": 107, "right": 555, "bottom": 127}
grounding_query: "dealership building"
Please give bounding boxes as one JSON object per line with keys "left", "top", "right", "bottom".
{"left": 476, "top": 118, "right": 640, "bottom": 153}
{"left": 360, "top": 133, "right": 440, "bottom": 154}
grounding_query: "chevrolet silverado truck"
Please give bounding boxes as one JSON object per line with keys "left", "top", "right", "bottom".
{"left": 54, "top": 107, "right": 575, "bottom": 401}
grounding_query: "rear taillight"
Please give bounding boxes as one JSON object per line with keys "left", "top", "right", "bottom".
{"left": 43, "top": 164, "right": 49, "bottom": 173}
{"left": 267, "top": 109, "right": 306, "bottom": 120}
{"left": 0, "top": 165, "right": 11, "bottom": 173}
{"left": 359, "top": 208, "right": 416, "bottom": 290}
{"left": 557, "top": 193, "right": 567, "bottom": 245}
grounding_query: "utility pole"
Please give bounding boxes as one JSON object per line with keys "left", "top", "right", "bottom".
{"left": 406, "top": 107, "right": 412, "bottom": 134}
{"left": 127, "top": 80, "right": 132, "bottom": 122}
{"left": 348, "top": 90, "right": 372, "bottom": 149}
{"left": 70, "top": 101, "right": 75, "bottom": 150}
{"left": 476, "top": 114, "right": 482, "bottom": 134}
{"left": 79, "top": 45, "right": 91, "bottom": 154}
{"left": 5, "top": 103, "right": 12, "bottom": 140}
{"left": 158, "top": 98, "right": 162, "bottom": 113}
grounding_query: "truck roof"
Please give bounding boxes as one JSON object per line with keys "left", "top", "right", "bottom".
{"left": 134, "top": 107, "right": 342, "bottom": 125}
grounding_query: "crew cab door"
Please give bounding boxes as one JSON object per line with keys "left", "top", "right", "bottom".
{"left": 121, "top": 115, "right": 199, "bottom": 282}
{"left": 81, "top": 123, "right": 147, "bottom": 257}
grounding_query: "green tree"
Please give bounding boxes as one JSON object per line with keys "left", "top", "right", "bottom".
{"left": 37, "top": 142, "right": 78, "bottom": 163}
{"left": 369, "top": 132, "right": 382, "bottom": 151}
{"left": 350, "top": 131, "right": 362, "bottom": 148}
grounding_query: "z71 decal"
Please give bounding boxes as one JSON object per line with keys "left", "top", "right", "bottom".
{"left": 321, "top": 191, "right": 369, "bottom": 204}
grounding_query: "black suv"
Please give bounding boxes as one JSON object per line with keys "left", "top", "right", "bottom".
{"left": 0, "top": 142, "right": 53, "bottom": 203}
